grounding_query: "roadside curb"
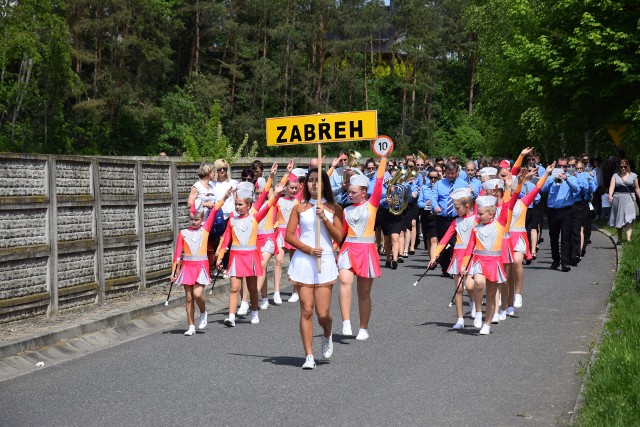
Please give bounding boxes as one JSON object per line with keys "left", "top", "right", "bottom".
{"left": 569, "top": 226, "right": 619, "bottom": 425}
{"left": 0, "top": 265, "right": 288, "bottom": 360}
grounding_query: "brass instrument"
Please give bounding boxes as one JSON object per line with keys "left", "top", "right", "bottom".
{"left": 386, "top": 167, "right": 418, "bottom": 215}
{"left": 342, "top": 150, "right": 362, "bottom": 185}
{"left": 416, "top": 150, "right": 428, "bottom": 161}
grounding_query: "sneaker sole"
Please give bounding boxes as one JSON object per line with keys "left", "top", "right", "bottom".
{"left": 223, "top": 320, "right": 235, "bottom": 327}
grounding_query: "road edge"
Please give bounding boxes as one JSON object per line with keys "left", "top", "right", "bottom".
{"left": 568, "top": 226, "right": 619, "bottom": 425}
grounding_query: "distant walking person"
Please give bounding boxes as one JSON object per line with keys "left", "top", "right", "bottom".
{"left": 608, "top": 159, "right": 640, "bottom": 244}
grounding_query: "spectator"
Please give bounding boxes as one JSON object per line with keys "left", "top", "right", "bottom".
{"left": 608, "top": 159, "right": 640, "bottom": 244}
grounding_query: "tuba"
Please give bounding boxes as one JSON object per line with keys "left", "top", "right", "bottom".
{"left": 342, "top": 150, "right": 362, "bottom": 185}
{"left": 386, "top": 167, "right": 417, "bottom": 215}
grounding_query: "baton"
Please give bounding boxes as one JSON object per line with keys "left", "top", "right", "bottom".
{"left": 208, "top": 269, "right": 222, "bottom": 295}
{"left": 448, "top": 273, "right": 468, "bottom": 307}
{"left": 412, "top": 244, "right": 450, "bottom": 286}
{"left": 165, "top": 255, "right": 182, "bottom": 306}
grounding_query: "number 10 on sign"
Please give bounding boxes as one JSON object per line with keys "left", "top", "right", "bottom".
{"left": 372, "top": 135, "right": 394, "bottom": 157}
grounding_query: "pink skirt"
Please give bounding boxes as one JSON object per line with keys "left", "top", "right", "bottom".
{"left": 509, "top": 231, "right": 530, "bottom": 258}
{"left": 447, "top": 248, "right": 467, "bottom": 276}
{"left": 257, "top": 233, "right": 278, "bottom": 255}
{"left": 276, "top": 227, "right": 298, "bottom": 250}
{"left": 501, "top": 236, "right": 515, "bottom": 264}
{"left": 228, "top": 249, "right": 264, "bottom": 278}
{"left": 176, "top": 259, "right": 210, "bottom": 286}
{"left": 337, "top": 242, "right": 381, "bottom": 278}
{"left": 468, "top": 254, "right": 507, "bottom": 283}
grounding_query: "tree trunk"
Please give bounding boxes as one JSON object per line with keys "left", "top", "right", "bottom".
{"left": 468, "top": 31, "right": 478, "bottom": 115}
{"left": 411, "top": 65, "right": 417, "bottom": 119}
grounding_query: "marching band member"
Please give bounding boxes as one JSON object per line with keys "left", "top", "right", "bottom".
{"left": 217, "top": 181, "right": 285, "bottom": 327}
{"left": 461, "top": 191, "right": 518, "bottom": 335}
{"left": 428, "top": 187, "right": 477, "bottom": 329}
{"left": 286, "top": 169, "right": 344, "bottom": 370}
{"left": 507, "top": 163, "right": 555, "bottom": 313}
{"left": 337, "top": 154, "right": 387, "bottom": 339}
{"left": 274, "top": 167, "right": 306, "bottom": 303}
{"left": 172, "top": 191, "right": 230, "bottom": 336}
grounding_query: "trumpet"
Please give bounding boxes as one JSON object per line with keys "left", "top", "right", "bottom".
{"left": 386, "top": 167, "right": 418, "bottom": 215}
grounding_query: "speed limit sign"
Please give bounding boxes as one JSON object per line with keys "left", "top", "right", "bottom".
{"left": 372, "top": 135, "right": 394, "bottom": 157}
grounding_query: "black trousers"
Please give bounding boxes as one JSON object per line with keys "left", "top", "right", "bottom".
{"left": 435, "top": 215, "right": 456, "bottom": 272}
{"left": 571, "top": 202, "right": 588, "bottom": 262}
{"left": 548, "top": 206, "right": 572, "bottom": 265}
{"left": 584, "top": 202, "right": 594, "bottom": 247}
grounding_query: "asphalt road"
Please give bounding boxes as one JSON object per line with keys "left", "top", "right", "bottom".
{"left": 0, "top": 228, "right": 616, "bottom": 426}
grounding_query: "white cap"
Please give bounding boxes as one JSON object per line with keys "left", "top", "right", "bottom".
{"left": 479, "top": 167, "right": 497, "bottom": 177}
{"left": 482, "top": 178, "right": 504, "bottom": 191}
{"left": 236, "top": 182, "right": 254, "bottom": 199}
{"left": 475, "top": 195, "right": 498, "bottom": 208}
{"left": 350, "top": 174, "right": 370, "bottom": 187}
{"left": 289, "top": 168, "right": 306, "bottom": 182}
{"left": 450, "top": 188, "right": 472, "bottom": 200}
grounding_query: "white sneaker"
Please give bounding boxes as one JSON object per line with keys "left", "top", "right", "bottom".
{"left": 491, "top": 313, "right": 500, "bottom": 324}
{"left": 301, "top": 355, "right": 316, "bottom": 370}
{"left": 452, "top": 319, "right": 464, "bottom": 329}
{"left": 237, "top": 301, "right": 249, "bottom": 316}
{"left": 321, "top": 335, "right": 334, "bottom": 358}
{"left": 184, "top": 325, "right": 196, "bottom": 336}
{"left": 259, "top": 298, "right": 269, "bottom": 310}
{"left": 470, "top": 301, "right": 476, "bottom": 318}
{"left": 498, "top": 310, "right": 507, "bottom": 321}
{"left": 355, "top": 329, "right": 369, "bottom": 341}
{"left": 273, "top": 292, "right": 282, "bottom": 305}
{"left": 250, "top": 310, "right": 260, "bottom": 324}
{"left": 223, "top": 270, "right": 230, "bottom": 279}
{"left": 474, "top": 313, "right": 483, "bottom": 329}
{"left": 198, "top": 312, "right": 208, "bottom": 329}
{"left": 506, "top": 307, "right": 516, "bottom": 317}
{"left": 514, "top": 294, "right": 523, "bottom": 308}
{"left": 479, "top": 324, "right": 490, "bottom": 335}
{"left": 288, "top": 292, "right": 299, "bottom": 303}
{"left": 223, "top": 315, "right": 235, "bottom": 327}
{"left": 342, "top": 320, "right": 353, "bottom": 336}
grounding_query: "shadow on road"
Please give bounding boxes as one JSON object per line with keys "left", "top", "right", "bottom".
{"left": 228, "top": 353, "right": 329, "bottom": 367}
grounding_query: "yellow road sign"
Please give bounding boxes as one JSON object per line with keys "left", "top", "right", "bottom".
{"left": 266, "top": 110, "right": 377, "bottom": 146}
{"left": 605, "top": 122, "right": 630, "bottom": 147}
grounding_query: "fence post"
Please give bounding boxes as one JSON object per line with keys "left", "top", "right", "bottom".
{"left": 47, "top": 155, "right": 59, "bottom": 316}
{"left": 92, "top": 159, "right": 105, "bottom": 304}
{"left": 136, "top": 161, "right": 147, "bottom": 290}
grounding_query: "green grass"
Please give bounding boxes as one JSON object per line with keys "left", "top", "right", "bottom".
{"left": 576, "top": 221, "right": 640, "bottom": 426}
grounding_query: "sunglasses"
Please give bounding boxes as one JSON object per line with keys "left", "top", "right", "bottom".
{"left": 366, "top": 166, "right": 375, "bottom": 170}
{"left": 428, "top": 176, "right": 439, "bottom": 180}
{"left": 620, "top": 165, "right": 628, "bottom": 169}
{"left": 217, "top": 168, "right": 227, "bottom": 172}
{"left": 558, "top": 164, "right": 568, "bottom": 168}
{"left": 242, "top": 177, "right": 253, "bottom": 182}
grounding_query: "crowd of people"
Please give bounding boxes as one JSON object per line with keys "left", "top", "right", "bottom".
{"left": 170, "top": 147, "right": 639, "bottom": 368}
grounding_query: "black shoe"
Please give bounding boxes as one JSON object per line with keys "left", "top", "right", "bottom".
{"left": 397, "top": 257, "right": 405, "bottom": 264}
{"left": 524, "top": 259, "right": 532, "bottom": 265}
{"left": 586, "top": 239, "right": 592, "bottom": 245}
{"left": 415, "top": 238, "right": 421, "bottom": 247}
{"left": 550, "top": 261, "right": 560, "bottom": 270}
{"left": 391, "top": 260, "right": 398, "bottom": 269}
{"left": 581, "top": 249, "right": 586, "bottom": 257}
{"left": 441, "top": 271, "right": 452, "bottom": 278}
{"left": 561, "top": 264, "right": 571, "bottom": 272}
{"left": 385, "top": 261, "right": 391, "bottom": 268}
{"left": 408, "top": 250, "right": 415, "bottom": 255}
{"left": 539, "top": 237, "right": 544, "bottom": 243}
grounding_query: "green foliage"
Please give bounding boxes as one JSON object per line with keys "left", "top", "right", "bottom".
{"left": 577, "top": 223, "right": 640, "bottom": 426}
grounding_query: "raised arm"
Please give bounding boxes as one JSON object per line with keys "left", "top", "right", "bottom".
{"left": 202, "top": 189, "right": 230, "bottom": 232}
{"left": 511, "top": 146, "right": 534, "bottom": 175}
{"left": 369, "top": 158, "right": 388, "bottom": 207}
